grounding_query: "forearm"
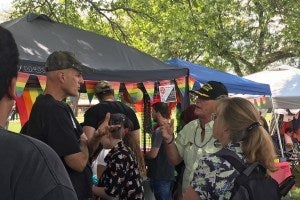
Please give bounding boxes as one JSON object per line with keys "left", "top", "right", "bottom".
{"left": 79, "top": 138, "right": 89, "bottom": 164}
{"left": 88, "top": 134, "right": 102, "bottom": 155}
{"left": 164, "top": 136, "right": 183, "bottom": 165}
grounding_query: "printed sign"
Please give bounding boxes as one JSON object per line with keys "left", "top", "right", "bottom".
{"left": 159, "top": 84, "right": 177, "bottom": 103}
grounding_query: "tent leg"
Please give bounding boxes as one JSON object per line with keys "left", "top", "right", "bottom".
{"left": 271, "top": 98, "right": 284, "bottom": 158}
{"left": 275, "top": 113, "right": 285, "bottom": 158}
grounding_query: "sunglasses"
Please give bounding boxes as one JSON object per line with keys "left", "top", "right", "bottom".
{"left": 109, "top": 113, "right": 126, "bottom": 126}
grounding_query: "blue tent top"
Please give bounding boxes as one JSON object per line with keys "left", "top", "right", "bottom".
{"left": 166, "top": 58, "right": 271, "bottom": 95}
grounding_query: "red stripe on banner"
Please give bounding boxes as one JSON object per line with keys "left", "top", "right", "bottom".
{"left": 15, "top": 95, "right": 29, "bottom": 126}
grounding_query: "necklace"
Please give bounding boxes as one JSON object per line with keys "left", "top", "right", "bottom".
{"left": 193, "top": 121, "right": 213, "bottom": 148}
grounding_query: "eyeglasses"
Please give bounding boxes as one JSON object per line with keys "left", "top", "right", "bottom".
{"left": 109, "top": 113, "right": 126, "bottom": 125}
{"left": 211, "top": 113, "right": 217, "bottom": 121}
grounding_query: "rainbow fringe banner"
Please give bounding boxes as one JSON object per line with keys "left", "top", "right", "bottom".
{"left": 16, "top": 87, "right": 43, "bottom": 126}
{"left": 175, "top": 76, "right": 186, "bottom": 97}
{"left": 16, "top": 72, "right": 30, "bottom": 97}
{"left": 248, "top": 96, "right": 268, "bottom": 109}
{"left": 124, "top": 82, "right": 143, "bottom": 104}
{"left": 109, "top": 81, "right": 120, "bottom": 100}
{"left": 84, "top": 80, "right": 98, "bottom": 103}
{"left": 36, "top": 75, "right": 47, "bottom": 91}
{"left": 188, "top": 76, "right": 196, "bottom": 90}
{"left": 159, "top": 80, "right": 171, "bottom": 86}
{"left": 143, "top": 81, "right": 155, "bottom": 100}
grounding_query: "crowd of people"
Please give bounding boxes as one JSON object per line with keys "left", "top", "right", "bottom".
{"left": 0, "top": 25, "right": 288, "bottom": 200}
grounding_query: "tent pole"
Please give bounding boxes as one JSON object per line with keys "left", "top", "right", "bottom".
{"left": 271, "top": 97, "right": 284, "bottom": 158}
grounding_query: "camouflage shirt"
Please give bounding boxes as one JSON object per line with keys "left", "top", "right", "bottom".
{"left": 191, "top": 143, "right": 243, "bottom": 200}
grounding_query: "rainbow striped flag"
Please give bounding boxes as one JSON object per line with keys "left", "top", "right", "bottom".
{"left": 175, "top": 76, "right": 186, "bottom": 97}
{"left": 143, "top": 81, "right": 155, "bottom": 100}
{"left": 84, "top": 80, "right": 97, "bottom": 103}
{"left": 109, "top": 81, "right": 120, "bottom": 100}
{"left": 16, "top": 87, "right": 43, "bottom": 126}
{"left": 37, "top": 75, "right": 47, "bottom": 91}
{"left": 16, "top": 72, "right": 30, "bottom": 97}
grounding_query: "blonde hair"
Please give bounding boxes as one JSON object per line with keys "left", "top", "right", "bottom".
{"left": 217, "top": 97, "right": 277, "bottom": 172}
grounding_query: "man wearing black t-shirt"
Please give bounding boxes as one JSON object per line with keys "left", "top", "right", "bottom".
{"left": 82, "top": 81, "right": 140, "bottom": 142}
{"left": 0, "top": 27, "right": 77, "bottom": 199}
{"left": 26, "top": 51, "right": 108, "bottom": 200}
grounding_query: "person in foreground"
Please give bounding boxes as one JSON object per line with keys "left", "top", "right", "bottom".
{"left": 26, "top": 51, "right": 107, "bottom": 200}
{"left": 0, "top": 27, "right": 77, "bottom": 199}
{"left": 182, "top": 97, "right": 277, "bottom": 199}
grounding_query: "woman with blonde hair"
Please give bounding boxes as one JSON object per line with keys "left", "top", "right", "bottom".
{"left": 183, "top": 97, "right": 277, "bottom": 200}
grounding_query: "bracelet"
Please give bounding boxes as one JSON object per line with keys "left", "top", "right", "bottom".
{"left": 167, "top": 134, "right": 174, "bottom": 145}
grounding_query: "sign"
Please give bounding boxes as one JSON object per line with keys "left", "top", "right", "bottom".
{"left": 159, "top": 84, "right": 176, "bottom": 103}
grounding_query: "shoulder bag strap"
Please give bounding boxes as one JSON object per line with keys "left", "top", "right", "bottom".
{"left": 215, "top": 148, "right": 246, "bottom": 173}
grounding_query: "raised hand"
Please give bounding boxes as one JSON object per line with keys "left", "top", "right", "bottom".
{"left": 95, "top": 113, "right": 111, "bottom": 138}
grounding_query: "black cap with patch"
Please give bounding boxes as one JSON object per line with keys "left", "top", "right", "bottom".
{"left": 190, "top": 81, "right": 228, "bottom": 100}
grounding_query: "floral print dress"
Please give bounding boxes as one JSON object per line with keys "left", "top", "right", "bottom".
{"left": 190, "top": 143, "right": 243, "bottom": 200}
{"left": 98, "top": 141, "right": 144, "bottom": 199}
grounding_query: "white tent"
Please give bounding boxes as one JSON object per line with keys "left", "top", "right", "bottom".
{"left": 244, "top": 65, "right": 300, "bottom": 109}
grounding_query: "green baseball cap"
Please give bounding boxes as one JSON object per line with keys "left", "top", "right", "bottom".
{"left": 45, "top": 51, "right": 83, "bottom": 72}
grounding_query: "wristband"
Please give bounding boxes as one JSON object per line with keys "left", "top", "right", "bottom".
{"left": 167, "top": 134, "right": 174, "bottom": 145}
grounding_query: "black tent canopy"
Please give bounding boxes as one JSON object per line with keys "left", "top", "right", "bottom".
{"left": 2, "top": 13, "right": 188, "bottom": 82}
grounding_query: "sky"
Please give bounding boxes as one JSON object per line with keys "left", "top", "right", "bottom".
{"left": 0, "top": 0, "right": 13, "bottom": 11}
{"left": 0, "top": 0, "right": 13, "bottom": 22}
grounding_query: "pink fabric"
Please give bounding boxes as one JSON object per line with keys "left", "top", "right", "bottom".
{"left": 270, "top": 162, "right": 292, "bottom": 184}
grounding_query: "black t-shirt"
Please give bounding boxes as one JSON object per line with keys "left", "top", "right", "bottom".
{"left": 82, "top": 101, "right": 140, "bottom": 130}
{"left": 0, "top": 129, "right": 78, "bottom": 200}
{"left": 27, "top": 94, "right": 92, "bottom": 200}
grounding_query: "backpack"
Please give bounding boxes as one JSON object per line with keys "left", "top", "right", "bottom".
{"left": 215, "top": 148, "right": 281, "bottom": 200}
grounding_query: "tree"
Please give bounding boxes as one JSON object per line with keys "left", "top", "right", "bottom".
{"left": 10, "top": 0, "right": 300, "bottom": 75}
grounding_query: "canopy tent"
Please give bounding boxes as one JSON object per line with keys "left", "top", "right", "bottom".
{"left": 244, "top": 65, "right": 300, "bottom": 109}
{"left": 166, "top": 58, "right": 271, "bottom": 95}
{"left": 1, "top": 13, "right": 190, "bottom": 146}
{"left": 1, "top": 13, "right": 188, "bottom": 82}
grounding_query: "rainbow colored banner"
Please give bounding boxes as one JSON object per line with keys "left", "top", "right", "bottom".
{"left": 16, "top": 72, "right": 30, "bottom": 97}
{"left": 175, "top": 76, "right": 186, "bottom": 97}
{"left": 159, "top": 80, "right": 171, "bottom": 86}
{"left": 37, "top": 75, "right": 47, "bottom": 91}
{"left": 84, "top": 80, "right": 98, "bottom": 103}
{"left": 143, "top": 81, "right": 155, "bottom": 100}
{"left": 109, "top": 81, "right": 120, "bottom": 100}
{"left": 188, "top": 76, "right": 196, "bottom": 90}
{"left": 16, "top": 87, "right": 43, "bottom": 126}
{"left": 124, "top": 82, "right": 143, "bottom": 104}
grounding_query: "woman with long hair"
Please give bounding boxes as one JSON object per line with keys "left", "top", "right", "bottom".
{"left": 182, "top": 97, "right": 277, "bottom": 199}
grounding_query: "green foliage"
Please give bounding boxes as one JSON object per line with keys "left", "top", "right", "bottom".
{"left": 10, "top": 0, "right": 300, "bottom": 75}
